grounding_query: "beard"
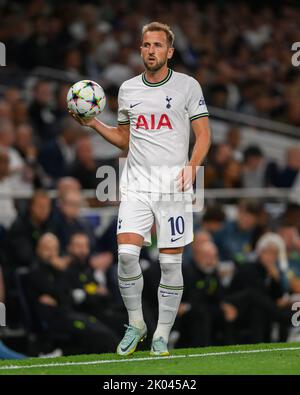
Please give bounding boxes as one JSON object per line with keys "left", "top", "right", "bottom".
{"left": 143, "top": 56, "right": 167, "bottom": 72}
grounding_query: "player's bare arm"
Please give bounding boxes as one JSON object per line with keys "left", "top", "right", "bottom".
{"left": 176, "top": 116, "right": 211, "bottom": 191}
{"left": 69, "top": 111, "right": 130, "bottom": 151}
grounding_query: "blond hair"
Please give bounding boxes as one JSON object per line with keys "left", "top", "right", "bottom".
{"left": 142, "top": 22, "right": 175, "bottom": 47}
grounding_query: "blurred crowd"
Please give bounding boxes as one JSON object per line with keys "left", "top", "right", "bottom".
{"left": 204, "top": 127, "right": 300, "bottom": 194}
{"left": 1, "top": 0, "right": 300, "bottom": 124}
{"left": 0, "top": 0, "right": 300, "bottom": 358}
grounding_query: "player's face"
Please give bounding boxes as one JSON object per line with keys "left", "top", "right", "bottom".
{"left": 141, "top": 31, "right": 174, "bottom": 72}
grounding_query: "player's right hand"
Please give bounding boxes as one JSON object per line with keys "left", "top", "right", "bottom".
{"left": 68, "top": 110, "right": 96, "bottom": 128}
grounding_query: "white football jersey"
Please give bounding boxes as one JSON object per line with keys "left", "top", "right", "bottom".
{"left": 118, "top": 69, "right": 209, "bottom": 194}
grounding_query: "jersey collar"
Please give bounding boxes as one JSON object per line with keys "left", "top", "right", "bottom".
{"left": 142, "top": 68, "right": 173, "bottom": 87}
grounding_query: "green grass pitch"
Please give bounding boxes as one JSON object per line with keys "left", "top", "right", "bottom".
{"left": 0, "top": 342, "right": 300, "bottom": 375}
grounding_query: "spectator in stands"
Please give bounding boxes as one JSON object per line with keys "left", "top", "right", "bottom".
{"left": 225, "top": 126, "right": 243, "bottom": 162}
{"left": 204, "top": 143, "right": 233, "bottom": 188}
{"left": 176, "top": 241, "right": 237, "bottom": 347}
{"left": 276, "top": 147, "right": 300, "bottom": 188}
{"left": 2, "top": 90, "right": 27, "bottom": 127}
{"left": 0, "top": 264, "right": 26, "bottom": 360}
{"left": 70, "top": 136, "right": 99, "bottom": 189}
{"left": 89, "top": 251, "right": 116, "bottom": 296}
{"left": 38, "top": 117, "right": 82, "bottom": 185}
{"left": 17, "top": 16, "right": 53, "bottom": 70}
{"left": 14, "top": 123, "right": 46, "bottom": 188}
{"left": 280, "top": 204, "right": 300, "bottom": 232}
{"left": 227, "top": 233, "right": 291, "bottom": 343}
{"left": 0, "top": 119, "right": 32, "bottom": 194}
{"left": 102, "top": 47, "right": 134, "bottom": 86}
{"left": 212, "top": 159, "right": 242, "bottom": 199}
{"left": 207, "top": 84, "right": 228, "bottom": 108}
{"left": 183, "top": 229, "right": 213, "bottom": 267}
{"left": 51, "top": 176, "right": 83, "bottom": 219}
{"left": 201, "top": 204, "right": 226, "bottom": 236}
{"left": 286, "top": 97, "right": 300, "bottom": 126}
{"left": 14, "top": 124, "right": 37, "bottom": 163}
{"left": 6, "top": 190, "right": 53, "bottom": 268}
{"left": 278, "top": 220, "right": 300, "bottom": 294}
{"left": 56, "top": 177, "right": 81, "bottom": 197}
{"left": 28, "top": 233, "right": 118, "bottom": 354}
{"left": 0, "top": 148, "right": 17, "bottom": 229}
{"left": 63, "top": 47, "right": 84, "bottom": 77}
{"left": 3, "top": 88, "right": 21, "bottom": 109}
{"left": 66, "top": 232, "right": 125, "bottom": 335}
{"left": 192, "top": 230, "right": 213, "bottom": 246}
{"left": 242, "top": 145, "right": 279, "bottom": 188}
{"left": 213, "top": 199, "right": 264, "bottom": 263}
{"left": 13, "top": 100, "right": 29, "bottom": 127}
{"left": 54, "top": 84, "right": 72, "bottom": 122}
{"left": 51, "top": 189, "right": 95, "bottom": 252}
{"left": 29, "top": 80, "right": 57, "bottom": 142}
{"left": 0, "top": 100, "right": 12, "bottom": 121}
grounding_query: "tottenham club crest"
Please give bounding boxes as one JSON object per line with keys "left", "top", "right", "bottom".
{"left": 118, "top": 218, "right": 123, "bottom": 229}
{"left": 166, "top": 96, "right": 172, "bottom": 109}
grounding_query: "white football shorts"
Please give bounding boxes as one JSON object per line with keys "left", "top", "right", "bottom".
{"left": 117, "top": 190, "right": 193, "bottom": 248}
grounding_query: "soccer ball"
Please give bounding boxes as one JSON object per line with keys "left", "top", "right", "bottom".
{"left": 67, "top": 80, "right": 106, "bottom": 119}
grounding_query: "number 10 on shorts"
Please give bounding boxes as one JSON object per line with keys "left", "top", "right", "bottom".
{"left": 168, "top": 216, "right": 185, "bottom": 242}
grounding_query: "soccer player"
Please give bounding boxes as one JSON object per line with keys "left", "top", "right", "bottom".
{"left": 70, "top": 22, "right": 211, "bottom": 356}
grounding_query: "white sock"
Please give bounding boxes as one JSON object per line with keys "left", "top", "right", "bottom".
{"left": 118, "top": 244, "right": 145, "bottom": 329}
{"left": 153, "top": 253, "right": 183, "bottom": 344}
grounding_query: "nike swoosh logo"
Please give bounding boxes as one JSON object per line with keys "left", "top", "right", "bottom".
{"left": 120, "top": 338, "right": 135, "bottom": 352}
{"left": 130, "top": 102, "right": 142, "bottom": 108}
{"left": 171, "top": 236, "right": 183, "bottom": 242}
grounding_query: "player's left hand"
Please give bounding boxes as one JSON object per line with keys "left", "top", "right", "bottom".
{"left": 176, "top": 165, "right": 196, "bottom": 192}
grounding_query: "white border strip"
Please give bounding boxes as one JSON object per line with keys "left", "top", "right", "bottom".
{"left": 0, "top": 346, "right": 300, "bottom": 371}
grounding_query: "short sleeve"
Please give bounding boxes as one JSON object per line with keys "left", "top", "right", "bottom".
{"left": 186, "top": 77, "right": 209, "bottom": 122}
{"left": 117, "top": 85, "right": 130, "bottom": 125}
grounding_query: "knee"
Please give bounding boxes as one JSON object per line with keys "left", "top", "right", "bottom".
{"left": 118, "top": 244, "right": 141, "bottom": 275}
{"left": 118, "top": 252, "right": 137, "bottom": 266}
{"left": 159, "top": 253, "right": 183, "bottom": 282}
